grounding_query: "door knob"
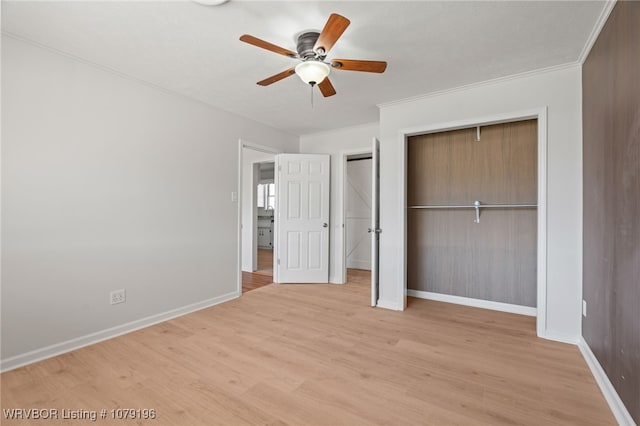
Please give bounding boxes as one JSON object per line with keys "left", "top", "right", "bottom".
{"left": 323, "top": 223, "right": 328, "bottom": 228}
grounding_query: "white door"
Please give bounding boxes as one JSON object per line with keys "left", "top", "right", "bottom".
{"left": 370, "top": 138, "right": 381, "bottom": 306}
{"left": 275, "top": 154, "right": 330, "bottom": 283}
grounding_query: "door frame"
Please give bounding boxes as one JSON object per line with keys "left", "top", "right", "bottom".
{"left": 236, "top": 139, "right": 281, "bottom": 296}
{"left": 397, "top": 107, "right": 548, "bottom": 337}
{"left": 338, "top": 148, "right": 374, "bottom": 285}
{"left": 256, "top": 163, "right": 276, "bottom": 260}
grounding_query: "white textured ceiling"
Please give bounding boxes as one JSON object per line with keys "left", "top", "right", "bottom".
{"left": 2, "top": 1, "right": 606, "bottom": 135}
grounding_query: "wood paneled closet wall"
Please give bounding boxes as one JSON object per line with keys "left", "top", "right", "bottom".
{"left": 407, "top": 119, "right": 537, "bottom": 307}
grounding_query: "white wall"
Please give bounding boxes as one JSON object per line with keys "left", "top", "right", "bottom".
{"left": 241, "top": 149, "right": 275, "bottom": 272}
{"left": 378, "top": 66, "right": 583, "bottom": 341}
{"left": 299, "top": 123, "right": 378, "bottom": 283}
{"left": 1, "top": 36, "right": 298, "bottom": 366}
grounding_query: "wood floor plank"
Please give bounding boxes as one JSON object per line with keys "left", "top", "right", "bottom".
{"left": 1, "top": 270, "right": 614, "bottom": 425}
{"left": 242, "top": 271, "right": 273, "bottom": 293}
{"left": 256, "top": 248, "right": 274, "bottom": 275}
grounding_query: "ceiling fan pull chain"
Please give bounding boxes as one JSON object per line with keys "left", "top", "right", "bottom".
{"left": 310, "top": 84, "right": 314, "bottom": 108}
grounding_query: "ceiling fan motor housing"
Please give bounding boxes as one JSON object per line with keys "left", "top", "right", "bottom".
{"left": 297, "top": 31, "right": 323, "bottom": 59}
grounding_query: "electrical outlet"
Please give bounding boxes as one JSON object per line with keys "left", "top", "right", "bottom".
{"left": 582, "top": 299, "right": 587, "bottom": 317}
{"left": 110, "top": 289, "right": 126, "bottom": 305}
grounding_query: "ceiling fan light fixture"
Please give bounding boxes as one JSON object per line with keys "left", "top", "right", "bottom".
{"left": 295, "top": 61, "right": 330, "bottom": 86}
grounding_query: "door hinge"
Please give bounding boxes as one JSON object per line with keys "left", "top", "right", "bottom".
{"left": 277, "top": 259, "right": 280, "bottom": 265}
{"left": 278, "top": 165, "right": 282, "bottom": 171}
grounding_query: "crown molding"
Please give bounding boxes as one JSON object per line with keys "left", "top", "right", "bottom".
{"left": 377, "top": 62, "right": 580, "bottom": 109}
{"left": 578, "top": 0, "right": 617, "bottom": 64}
{"left": 1, "top": 30, "right": 298, "bottom": 138}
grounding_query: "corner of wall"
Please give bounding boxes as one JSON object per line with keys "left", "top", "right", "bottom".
{"left": 578, "top": 1, "right": 618, "bottom": 64}
{"left": 578, "top": 337, "right": 637, "bottom": 426}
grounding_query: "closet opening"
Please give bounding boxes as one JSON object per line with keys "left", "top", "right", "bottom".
{"left": 344, "top": 153, "right": 373, "bottom": 301}
{"left": 405, "top": 116, "right": 546, "bottom": 333}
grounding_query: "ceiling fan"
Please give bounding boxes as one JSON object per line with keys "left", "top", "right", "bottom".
{"left": 239, "top": 13, "right": 387, "bottom": 97}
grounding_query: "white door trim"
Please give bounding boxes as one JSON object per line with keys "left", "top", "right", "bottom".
{"left": 237, "top": 139, "right": 281, "bottom": 296}
{"left": 396, "top": 107, "right": 548, "bottom": 338}
{"left": 338, "top": 148, "right": 374, "bottom": 285}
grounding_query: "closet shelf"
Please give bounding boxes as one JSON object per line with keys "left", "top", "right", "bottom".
{"left": 408, "top": 204, "right": 537, "bottom": 209}
{"left": 408, "top": 201, "right": 537, "bottom": 224}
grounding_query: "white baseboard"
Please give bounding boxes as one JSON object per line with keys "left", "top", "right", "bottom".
{"left": 329, "top": 275, "right": 345, "bottom": 284}
{"left": 540, "top": 331, "right": 579, "bottom": 345}
{"left": 0, "top": 291, "right": 240, "bottom": 373}
{"left": 376, "top": 298, "right": 403, "bottom": 311}
{"left": 407, "top": 289, "right": 537, "bottom": 317}
{"left": 578, "top": 337, "right": 636, "bottom": 426}
{"left": 346, "top": 260, "right": 372, "bottom": 271}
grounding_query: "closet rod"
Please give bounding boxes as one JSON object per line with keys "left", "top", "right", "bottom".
{"left": 408, "top": 204, "right": 537, "bottom": 209}
{"left": 408, "top": 201, "right": 537, "bottom": 223}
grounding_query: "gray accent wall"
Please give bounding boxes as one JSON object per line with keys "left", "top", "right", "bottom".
{"left": 582, "top": 2, "right": 640, "bottom": 423}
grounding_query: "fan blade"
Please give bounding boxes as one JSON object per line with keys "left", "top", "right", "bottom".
{"left": 257, "top": 68, "right": 296, "bottom": 86}
{"left": 240, "top": 34, "right": 297, "bottom": 58}
{"left": 313, "top": 13, "right": 350, "bottom": 55}
{"left": 331, "top": 59, "right": 387, "bottom": 73}
{"left": 318, "top": 78, "right": 336, "bottom": 97}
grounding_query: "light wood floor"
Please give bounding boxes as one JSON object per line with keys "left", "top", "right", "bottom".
{"left": 242, "top": 249, "right": 274, "bottom": 293}
{"left": 241, "top": 271, "right": 272, "bottom": 293}
{"left": 256, "top": 248, "right": 273, "bottom": 275}
{"left": 1, "top": 270, "right": 614, "bottom": 425}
